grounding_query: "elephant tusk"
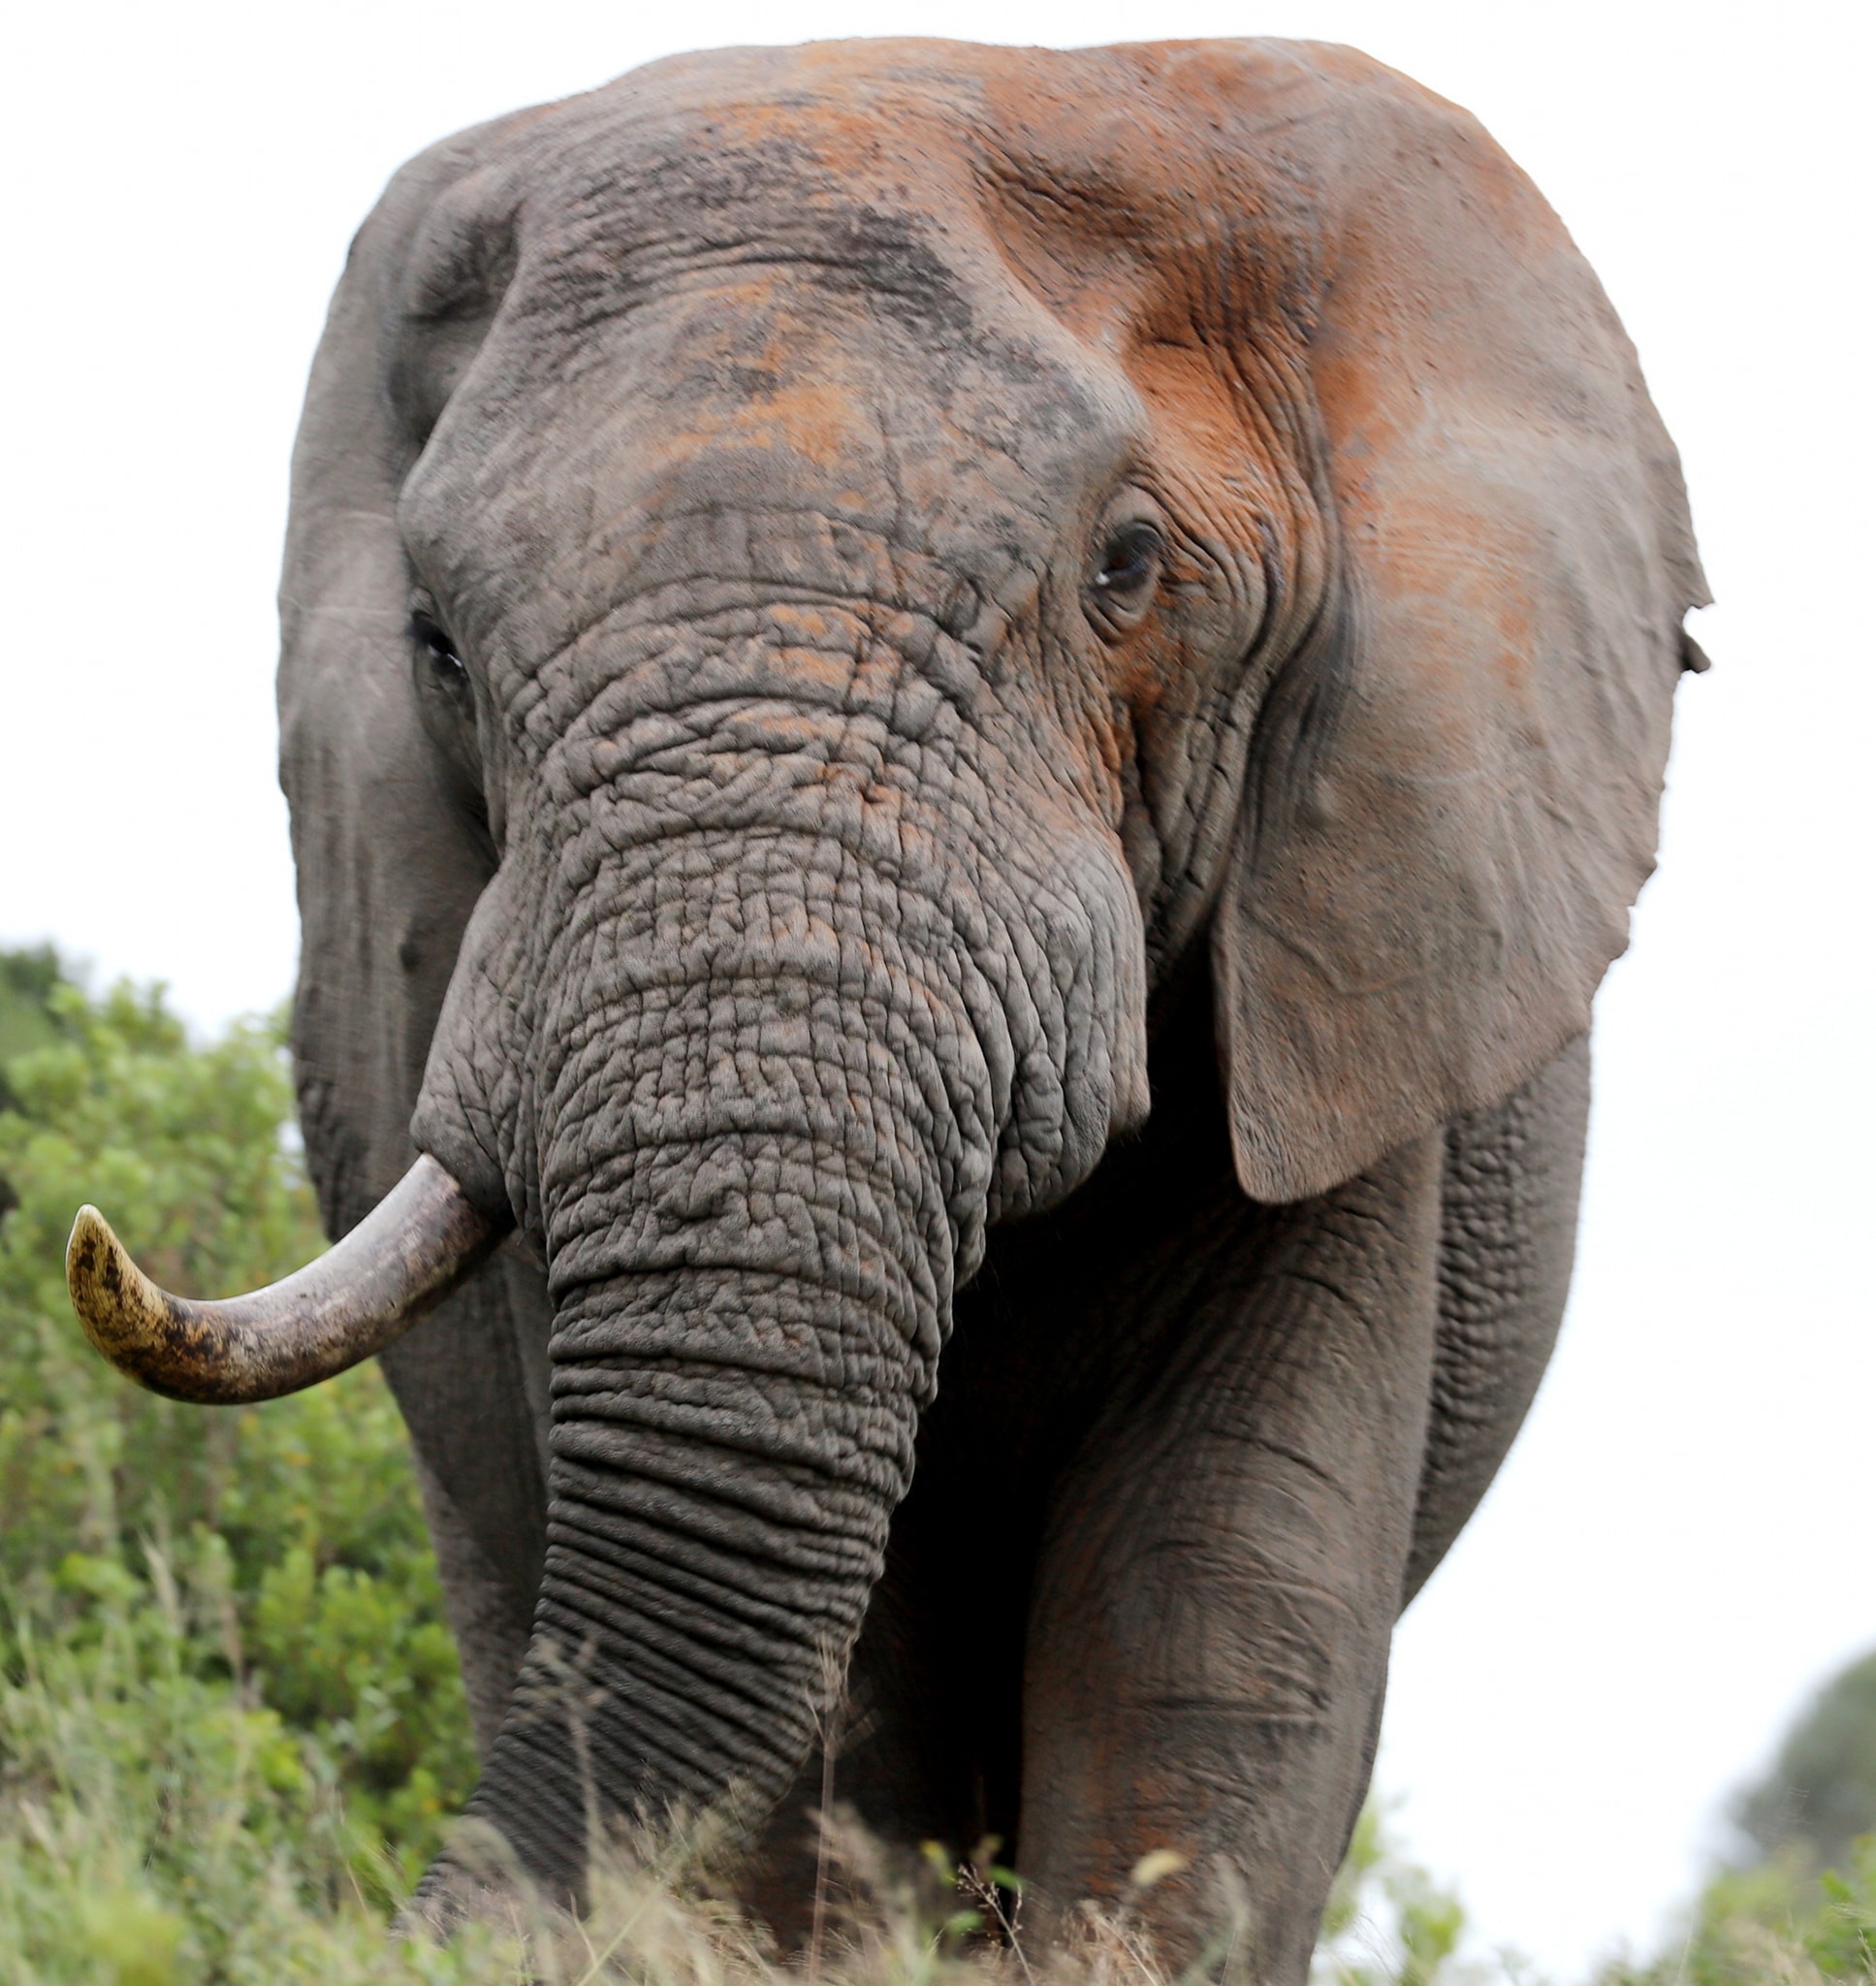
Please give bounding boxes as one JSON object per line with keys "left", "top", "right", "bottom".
{"left": 66, "top": 1155, "right": 508, "bottom": 1404}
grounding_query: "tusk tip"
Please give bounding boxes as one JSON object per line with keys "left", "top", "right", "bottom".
{"left": 67, "top": 1204, "right": 173, "bottom": 1369}
{"left": 63, "top": 1158, "right": 496, "bottom": 1404}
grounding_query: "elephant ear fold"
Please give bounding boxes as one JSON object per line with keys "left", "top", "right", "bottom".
{"left": 1208, "top": 45, "right": 1708, "bottom": 1204}
{"left": 278, "top": 129, "right": 516, "bottom": 1238}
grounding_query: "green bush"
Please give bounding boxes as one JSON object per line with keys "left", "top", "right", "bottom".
{"left": 1594, "top": 1840, "right": 1876, "bottom": 1985}
{"left": 1593, "top": 1648, "right": 1876, "bottom": 1983}
{"left": 1313, "top": 1803, "right": 1482, "bottom": 1985}
{"left": 0, "top": 956, "right": 478, "bottom": 1976}
{"left": 1734, "top": 1651, "right": 1876, "bottom": 1882}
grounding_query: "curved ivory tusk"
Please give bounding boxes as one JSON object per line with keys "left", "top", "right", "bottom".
{"left": 66, "top": 1156, "right": 508, "bottom": 1404}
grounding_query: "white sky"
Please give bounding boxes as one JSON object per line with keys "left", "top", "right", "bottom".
{"left": 4, "top": 2, "right": 1871, "bottom": 1974}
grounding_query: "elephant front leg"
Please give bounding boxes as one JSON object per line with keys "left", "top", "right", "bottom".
{"left": 1018, "top": 1135, "right": 1443, "bottom": 1983}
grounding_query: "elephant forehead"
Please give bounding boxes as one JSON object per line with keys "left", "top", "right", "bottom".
{"left": 397, "top": 170, "right": 1152, "bottom": 636}
{"left": 389, "top": 41, "right": 1331, "bottom": 656}
{"left": 394, "top": 37, "right": 1352, "bottom": 421}
{"left": 410, "top": 41, "right": 1237, "bottom": 386}
{"left": 394, "top": 41, "right": 1335, "bottom": 479}
{"left": 489, "top": 55, "right": 1004, "bottom": 332}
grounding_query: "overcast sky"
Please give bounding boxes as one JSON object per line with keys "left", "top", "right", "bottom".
{"left": 5, "top": 1, "right": 1871, "bottom": 1974}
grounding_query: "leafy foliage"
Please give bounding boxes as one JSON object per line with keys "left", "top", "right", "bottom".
{"left": 1734, "top": 1650, "right": 1876, "bottom": 1880}
{"left": 1314, "top": 1805, "right": 1523, "bottom": 1986}
{"left": 1593, "top": 1839, "right": 1876, "bottom": 1985}
{"left": 0, "top": 953, "right": 477, "bottom": 1977}
{"left": 1583, "top": 1651, "right": 1876, "bottom": 1986}
{"left": 0, "top": 945, "right": 65, "bottom": 1111}
{"left": 1588, "top": 1650, "right": 1876, "bottom": 1984}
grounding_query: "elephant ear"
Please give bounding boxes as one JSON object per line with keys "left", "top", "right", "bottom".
{"left": 278, "top": 124, "right": 559, "bottom": 1744}
{"left": 278, "top": 125, "right": 516, "bottom": 1236}
{"left": 1204, "top": 42, "right": 1708, "bottom": 1204}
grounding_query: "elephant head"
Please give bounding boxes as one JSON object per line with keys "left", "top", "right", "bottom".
{"left": 70, "top": 38, "right": 1703, "bottom": 1912}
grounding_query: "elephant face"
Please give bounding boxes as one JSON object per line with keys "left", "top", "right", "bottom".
{"left": 76, "top": 37, "right": 1702, "bottom": 1910}
{"left": 384, "top": 66, "right": 1339, "bottom": 1271}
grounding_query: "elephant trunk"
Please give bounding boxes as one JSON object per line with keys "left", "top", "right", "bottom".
{"left": 412, "top": 821, "right": 997, "bottom": 1907}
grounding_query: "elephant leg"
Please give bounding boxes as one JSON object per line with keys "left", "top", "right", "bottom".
{"left": 410, "top": 1449, "right": 537, "bottom": 1758}
{"left": 380, "top": 1253, "right": 554, "bottom": 1760}
{"left": 1017, "top": 1134, "right": 1443, "bottom": 1983}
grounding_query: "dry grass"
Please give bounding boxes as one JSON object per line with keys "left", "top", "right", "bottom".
{"left": 0, "top": 1596, "right": 1236, "bottom": 1986}
{"left": 395, "top": 1806, "right": 1244, "bottom": 1986}
{"left": 6, "top": 1574, "right": 1873, "bottom": 1986}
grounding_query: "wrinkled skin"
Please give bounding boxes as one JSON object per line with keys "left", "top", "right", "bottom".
{"left": 277, "top": 38, "right": 1704, "bottom": 1978}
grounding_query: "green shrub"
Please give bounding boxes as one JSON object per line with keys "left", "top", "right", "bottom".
{"left": 1734, "top": 1651, "right": 1876, "bottom": 1882}
{"left": 1593, "top": 1647, "right": 1876, "bottom": 1984}
{"left": 1594, "top": 1838, "right": 1876, "bottom": 1985}
{"left": 1313, "top": 1804, "right": 1511, "bottom": 1986}
{"left": 0, "top": 956, "right": 477, "bottom": 1974}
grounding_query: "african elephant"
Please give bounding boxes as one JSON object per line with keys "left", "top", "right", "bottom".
{"left": 66, "top": 36, "right": 1705, "bottom": 1978}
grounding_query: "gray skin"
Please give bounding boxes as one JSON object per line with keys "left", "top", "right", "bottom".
{"left": 277, "top": 38, "right": 1704, "bottom": 1978}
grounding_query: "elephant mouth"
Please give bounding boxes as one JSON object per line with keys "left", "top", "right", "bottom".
{"left": 65, "top": 1153, "right": 508, "bottom": 1402}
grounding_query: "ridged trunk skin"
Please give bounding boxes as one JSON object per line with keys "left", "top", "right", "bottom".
{"left": 461, "top": 1201, "right": 941, "bottom": 1895}
{"left": 418, "top": 832, "right": 987, "bottom": 1898}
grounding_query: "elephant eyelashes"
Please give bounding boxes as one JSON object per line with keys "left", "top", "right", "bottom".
{"left": 411, "top": 608, "right": 468, "bottom": 683}
{"left": 407, "top": 600, "right": 489, "bottom": 832}
{"left": 1087, "top": 521, "right": 1163, "bottom": 634}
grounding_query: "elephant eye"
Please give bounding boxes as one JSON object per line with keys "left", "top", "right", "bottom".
{"left": 411, "top": 608, "right": 467, "bottom": 681}
{"left": 1088, "top": 521, "right": 1164, "bottom": 632}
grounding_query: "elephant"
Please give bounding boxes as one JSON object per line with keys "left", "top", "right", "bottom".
{"left": 65, "top": 36, "right": 1707, "bottom": 1980}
